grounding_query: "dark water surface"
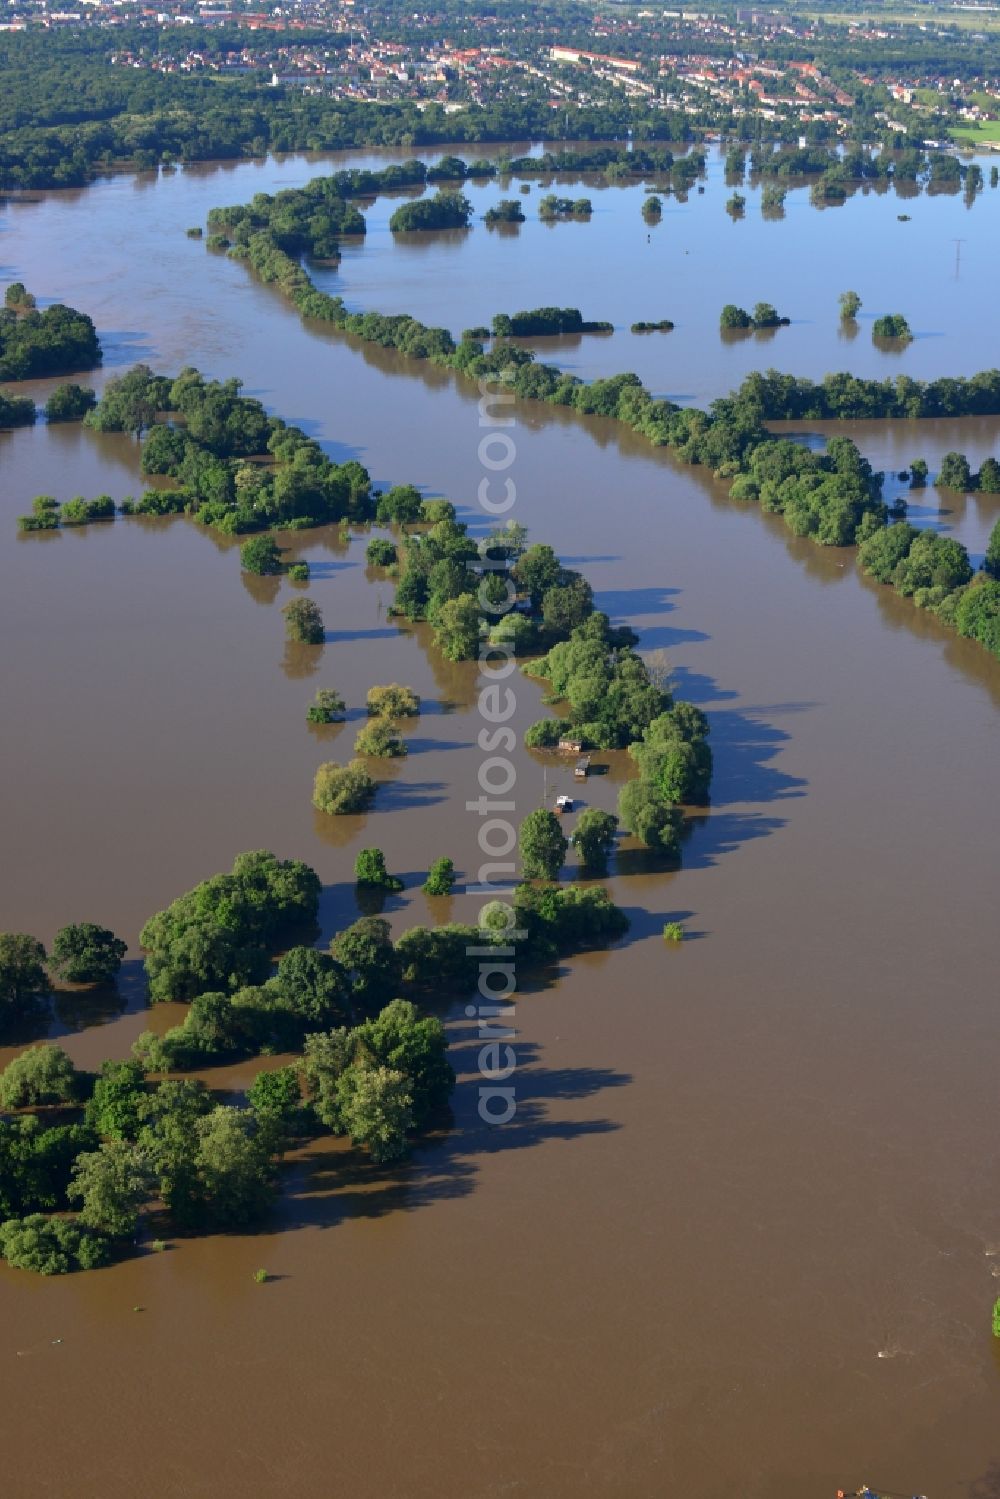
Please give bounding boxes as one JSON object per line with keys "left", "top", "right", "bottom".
{"left": 1, "top": 150, "right": 999, "bottom": 1499}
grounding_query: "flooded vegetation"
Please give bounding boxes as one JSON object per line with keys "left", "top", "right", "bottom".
{"left": 2, "top": 146, "right": 1000, "bottom": 1498}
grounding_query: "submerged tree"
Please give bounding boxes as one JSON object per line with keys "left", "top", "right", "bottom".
{"left": 44, "top": 384, "right": 97, "bottom": 423}
{"left": 306, "top": 688, "right": 346, "bottom": 725}
{"left": 985, "top": 517, "right": 1000, "bottom": 578}
{"left": 720, "top": 303, "right": 752, "bottom": 330}
{"left": 976, "top": 458, "right": 1000, "bottom": 495}
{"left": 69, "top": 1140, "right": 152, "bottom": 1239}
{"left": 194, "top": 1106, "right": 275, "bottom": 1226}
{"left": 423, "top": 857, "right": 456, "bottom": 896}
{"left": 282, "top": 597, "right": 324, "bottom": 644}
{"left": 617, "top": 781, "right": 682, "bottom": 858}
{"left": 872, "top": 313, "right": 912, "bottom": 341}
{"left": 240, "top": 534, "right": 283, "bottom": 575}
{"left": 937, "top": 452, "right": 973, "bottom": 491}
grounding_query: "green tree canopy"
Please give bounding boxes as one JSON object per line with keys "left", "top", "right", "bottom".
{"left": 0, "top": 1044, "right": 80, "bottom": 1110}
{"left": 569, "top": 809, "right": 619, "bottom": 873}
{"left": 336, "top": 1065, "right": 413, "bottom": 1164}
{"left": 312, "top": 759, "right": 376, "bottom": 815}
{"left": 0, "top": 934, "right": 49, "bottom": 1031}
{"left": 50, "top": 923, "right": 126, "bottom": 985}
{"left": 282, "top": 597, "right": 325, "bottom": 644}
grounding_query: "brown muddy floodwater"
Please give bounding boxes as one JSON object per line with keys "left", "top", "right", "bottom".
{"left": 1, "top": 150, "right": 999, "bottom": 1499}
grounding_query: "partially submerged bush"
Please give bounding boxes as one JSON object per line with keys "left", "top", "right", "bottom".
{"left": 355, "top": 848, "right": 404, "bottom": 891}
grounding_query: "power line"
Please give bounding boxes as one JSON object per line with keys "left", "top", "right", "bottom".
{"left": 953, "top": 236, "right": 966, "bottom": 278}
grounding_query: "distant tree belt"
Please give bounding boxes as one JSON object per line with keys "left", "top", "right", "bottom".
{"left": 0, "top": 302, "right": 101, "bottom": 380}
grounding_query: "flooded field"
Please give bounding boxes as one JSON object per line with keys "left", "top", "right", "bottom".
{"left": 1, "top": 147, "right": 999, "bottom": 1498}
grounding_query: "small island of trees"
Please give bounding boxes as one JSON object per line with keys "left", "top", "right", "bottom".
{"left": 0, "top": 837, "right": 634, "bottom": 1275}
{"left": 0, "top": 390, "right": 36, "bottom": 429}
{"left": 631, "top": 320, "right": 675, "bottom": 334}
{"left": 0, "top": 290, "right": 101, "bottom": 381}
{"left": 389, "top": 192, "right": 473, "bottom": 232}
